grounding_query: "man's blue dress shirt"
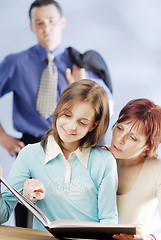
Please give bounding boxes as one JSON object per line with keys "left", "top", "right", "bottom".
{"left": 0, "top": 44, "right": 112, "bottom": 137}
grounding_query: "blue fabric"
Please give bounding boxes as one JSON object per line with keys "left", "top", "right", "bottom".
{"left": 0, "top": 44, "right": 111, "bottom": 137}
{"left": 0, "top": 143, "right": 118, "bottom": 231}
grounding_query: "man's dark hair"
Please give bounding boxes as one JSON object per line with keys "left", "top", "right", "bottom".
{"left": 29, "top": 0, "right": 63, "bottom": 19}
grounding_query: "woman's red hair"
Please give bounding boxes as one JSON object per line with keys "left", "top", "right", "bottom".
{"left": 117, "top": 98, "right": 161, "bottom": 157}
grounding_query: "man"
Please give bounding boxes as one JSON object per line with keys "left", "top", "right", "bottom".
{"left": 0, "top": 0, "right": 113, "bottom": 227}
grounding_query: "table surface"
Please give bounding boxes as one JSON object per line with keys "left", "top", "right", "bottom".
{"left": 0, "top": 225, "right": 55, "bottom": 240}
{"left": 0, "top": 225, "right": 114, "bottom": 240}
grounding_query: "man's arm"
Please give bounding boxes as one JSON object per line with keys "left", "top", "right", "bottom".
{"left": 0, "top": 124, "right": 25, "bottom": 157}
{"left": 0, "top": 56, "right": 25, "bottom": 157}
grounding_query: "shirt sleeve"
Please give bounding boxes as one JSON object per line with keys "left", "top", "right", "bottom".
{"left": 0, "top": 56, "right": 15, "bottom": 96}
{"left": 0, "top": 146, "right": 31, "bottom": 224}
{"left": 98, "top": 152, "right": 118, "bottom": 223}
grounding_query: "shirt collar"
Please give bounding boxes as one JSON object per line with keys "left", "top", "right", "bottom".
{"left": 36, "top": 44, "right": 65, "bottom": 62}
{"left": 45, "top": 135, "right": 91, "bottom": 168}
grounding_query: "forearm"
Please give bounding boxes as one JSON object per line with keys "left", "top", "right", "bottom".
{"left": 98, "top": 153, "right": 118, "bottom": 223}
{"left": 0, "top": 124, "right": 7, "bottom": 143}
{"left": 0, "top": 169, "right": 17, "bottom": 223}
{"left": 98, "top": 174, "right": 118, "bottom": 222}
{"left": 0, "top": 123, "right": 25, "bottom": 156}
{"left": 0, "top": 191, "right": 15, "bottom": 224}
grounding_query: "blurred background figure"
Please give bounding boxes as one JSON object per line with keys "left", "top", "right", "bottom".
{"left": 0, "top": 0, "right": 112, "bottom": 228}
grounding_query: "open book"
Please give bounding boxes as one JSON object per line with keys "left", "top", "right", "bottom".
{"left": 0, "top": 177, "right": 136, "bottom": 239}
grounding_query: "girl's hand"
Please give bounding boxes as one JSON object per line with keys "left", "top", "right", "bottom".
{"left": 23, "top": 179, "right": 46, "bottom": 201}
{"left": 113, "top": 233, "right": 153, "bottom": 240}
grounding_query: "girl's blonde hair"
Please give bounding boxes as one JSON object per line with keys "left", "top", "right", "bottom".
{"left": 41, "top": 79, "right": 109, "bottom": 151}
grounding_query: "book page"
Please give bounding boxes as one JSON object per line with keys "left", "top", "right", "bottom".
{"left": 49, "top": 219, "right": 135, "bottom": 228}
{"left": 48, "top": 219, "right": 136, "bottom": 239}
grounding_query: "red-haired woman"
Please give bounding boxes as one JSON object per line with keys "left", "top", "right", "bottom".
{"left": 109, "top": 98, "right": 161, "bottom": 240}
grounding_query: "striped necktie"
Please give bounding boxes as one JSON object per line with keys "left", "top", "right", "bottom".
{"left": 36, "top": 52, "right": 58, "bottom": 119}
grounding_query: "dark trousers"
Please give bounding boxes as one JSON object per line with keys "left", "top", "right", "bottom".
{"left": 15, "top": 133, "right": 42, "bottom": 228}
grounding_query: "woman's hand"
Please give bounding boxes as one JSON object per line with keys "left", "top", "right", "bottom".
{"left": 23, "top": 179, "right": 46, "bottom": 201}
{"left": 113, "top": 233, "right": 154, "bottom": 240}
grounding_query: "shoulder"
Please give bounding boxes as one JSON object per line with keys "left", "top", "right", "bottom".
{"left": 7, "top": 143, "right": 44, "bottom": 175}
{"left": 18, "top": 142, "right": 44, "bottom": 159}
{"left": 3, "top": 45, "right": 37, "bottom": 64}
{"left": 144, "top": 157, "right": 161, "bottom": 182}
{"left": 88, "top": 147, "right": 118, "bottom": 186}
{"left": 146, "top": 156, "right": 161, "bottom": 169}
{"left": 91, "top": 146, "right": 114, "bottom": 157}
{"left": 57, "top": 47, "right": 71, "bottom": 61}
{"left": 90, "top": 146, "right": 116, "bottom": 167}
